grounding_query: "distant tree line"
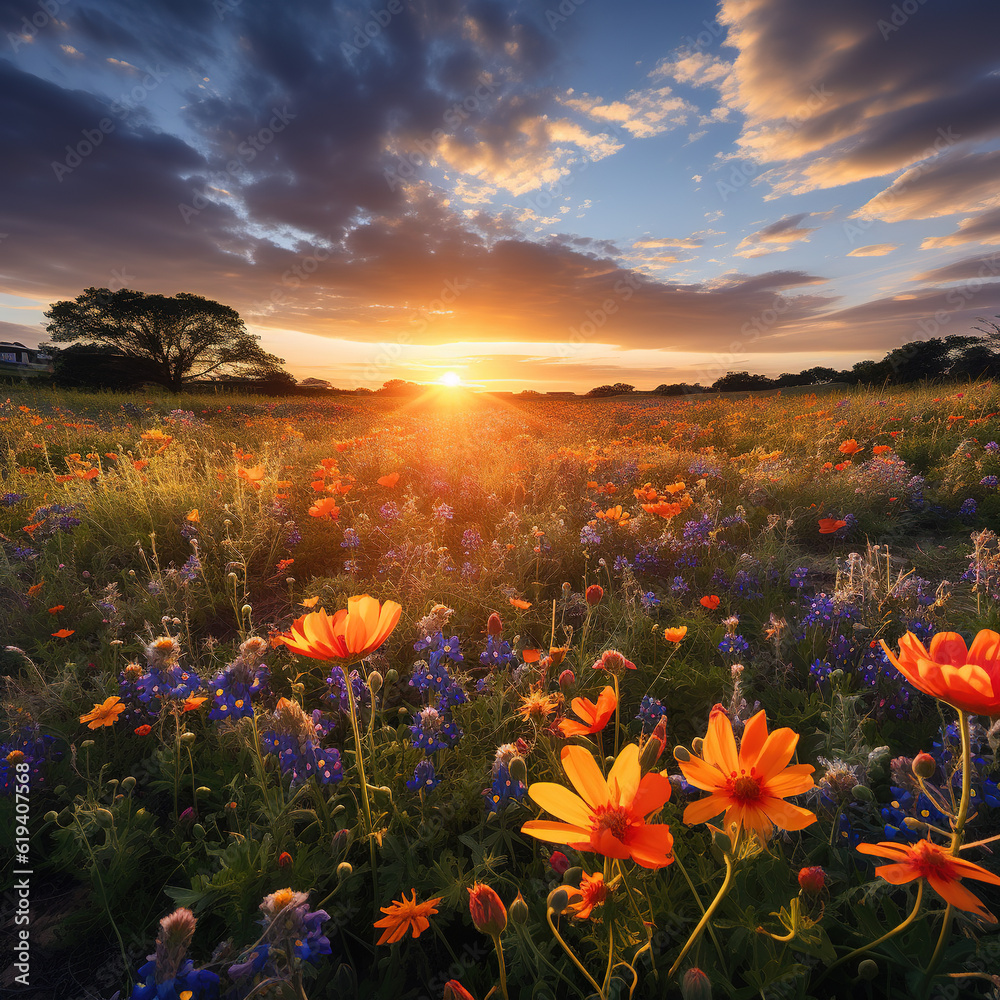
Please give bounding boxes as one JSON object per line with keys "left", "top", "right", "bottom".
{"left": 646, "top": 328, "right": 1000, "bottom": 396}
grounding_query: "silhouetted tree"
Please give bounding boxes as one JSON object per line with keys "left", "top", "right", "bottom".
{"left": 43, "top": 288, "right": 286, "bottom": 392}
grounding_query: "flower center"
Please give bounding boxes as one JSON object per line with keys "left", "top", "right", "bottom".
{"left": 729, "top": 770, "right": 762, "bottom": 803}
{"left": 592, "top": 804, "right": 631, "bottom": 841}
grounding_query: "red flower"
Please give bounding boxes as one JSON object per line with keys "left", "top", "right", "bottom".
{"left": 468, "top": 883, "right": 507, "bottom": 937}
{"left": 585, "top": 584, "right": 604, "bottom": 606}
{"left": 798, "top": 866, "right": 826, "bottom": 894}
{"left": 700, "top": 595, "right": 720, "bottom": 610}
{"left": 818, "top": 518, "right": 847, "bottom": 534}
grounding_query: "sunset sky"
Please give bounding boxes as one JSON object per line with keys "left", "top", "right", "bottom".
{"left": 2, "top": 0, "right": 999, "bottom": 391}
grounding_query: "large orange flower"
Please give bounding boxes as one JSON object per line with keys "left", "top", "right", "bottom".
{"left": 521, "top": 743, "right": 674, "bottom": 869}
{"left": 677, "top": 707, "right": 816, "bottom": 841}
{"left": 857, "top": 839, "right": 1000, "bottom": 920}
{"left": 880, "top": 630, "right": 1000, "bottom": 715}
{"left": 558, "top": 686, "right": 617, "bottom": 737}
{"left": 80, "top": 696, "right": 125, "bottom": 729}
{"left": 276, "top": 595, "right": 401, "bottom": 662}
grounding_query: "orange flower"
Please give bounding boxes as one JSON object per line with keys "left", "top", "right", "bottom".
{"left": 521, "top": 648, "right": 541, "bottom": 663}
{"left": 186, "top": 509, "right": 201, "bottom": 523}
{"left": 856, "top": 839, "right": 1000, "bottom": 920}
{"left": 47, "top": 605, "right": 65, "bottom": 614}
{"left": 558, "top": 686, "right": 617, "bottom": 737}
{"left": 80, "top": 696, "right": 125, "bottom": 729}
{"left": 374, "top": 890, "right": 442, "bottom": 945}
{"left": 663, "top": 626, "right": 687, "bottom": 642}
{"left": 301, "top": 596, "right": 320, "bottom": 608}
{"left": 308, "top": 497, "right": 341, "bottom": 518}
{"left": 27, "top": 580, "right": 44, "bottom": 597}
{"left": 818, "top": 518, "right": 847, "bottom": 534}
{"left": 134, "top": 724, "right": 152, "bottom": 736}
{"left": 182, "top": 696, "right": 208, "bottom": 712}
{"left": 519, "top": 688, "right": 560, "bottom": 723}
{"left": 276, "top": 595, "right": 402, "bottom": 662}
{"left": 838, "top": 439, "right": 862, "bottom": 455}
{"left": 661, "top": 481, "right": 686, "bottom": 494}
{"left": 236, "top": 464, "right": 266, "bottom": 485}
{"left": 699, "top": 595, "right": 720, "bottom": 610}
{"left": 879, "top": 629, "right": 1000, "bottom": 715}
{"left": 509, "top": 598, "right": 531, "bottom": 610}
{"left": 521, "top": 743, "right": 674, "bottom": 869}
{"left": 51, "top": 628, "right": 75, "bottom": 638}
{"left": 564, "top": 871, "right": 609, "bottom": 919}
{"left": 872, "top": 444, "right": 891, "bottom": 455}
{"left": 377, "top": 472, "right": 400, "bottom": 488}
{"left": 642, "top": 501, "right": 682, "bottom": 519}
{"left": 677, "top": 707, "right": 816, "bottom": 841}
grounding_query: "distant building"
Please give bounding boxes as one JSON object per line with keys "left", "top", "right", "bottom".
{"left": 0, "top": 342, "right": 51, "bottom": 370}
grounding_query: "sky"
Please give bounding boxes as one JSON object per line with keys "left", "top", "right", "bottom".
{"left": 1, "top": 0, "right": 999, "bottom": 392}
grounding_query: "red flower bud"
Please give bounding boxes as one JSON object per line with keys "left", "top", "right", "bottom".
{"left": 278, "top": 851, "right": 293, "bottom": 868}
{"left": 549, "top": 851, "right": 571, "bottom": 875}
{"left": 486, "top": 613, "right": 503, "bottom": 636}
{"left": 558, "top": 669, "right": 575, "bottom": 691}
{"left": 585, "top": 584, "right": 604, "bottom": 606}
{"left": 681, "top": 967, "right": 712, "bottom": 1000}
{"left": 912, "top": 751, "right": 936, "bottom": 779}
{"left": 468, "top": 883, "right": 507, "bottom": 937}
{"left": 443, "top": 981, "right": 475, "bottom": 1000}
{"left": 797, "top": 866, "right": 826, "bottom": 894}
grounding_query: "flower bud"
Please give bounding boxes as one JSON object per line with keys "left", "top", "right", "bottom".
{"left": 509, "top": 756, "right": 527, "bottom": 785}
{"left": 241, "top": 604, "right": 252, "bottom": 617}
{"left": 443, "top": 981, "right": 475, "bottom": 1000}
{"left": 120, "top": 776, "right": 136, "bottom": 792}
{"left": 385, "top": 668, "right": 399, "bottom": 684}
{"left": 547, "top": 887, "right": 570, "bottom": 915}
{"left": 558, "top": 669, "right": 575, "bottom": 693}
{"left": 179, "top": 732, "right": 196, "bottom": 746}
{"left": 368, "top": 671, "right": 383, "bottom": 694}
{"left": 673, "top": 745, "right": 691, "bottom": 762}
{"left": 857, "top": 959, "right": 878, "bottom": 981}
{"left": 337, "top": 861, "right": 353, "bottom": 881}
{"left": 912, "top": 751, "right": 936, "bottom": 779}
{"left": 196, "top": 786, "right": 212, "bottom": 797}
{"left": 585, "top": 584, "right": 604, "bottom": 606}
{"left": 469, "top": 884, "right": 507, "bottom": 937}
{"left": 691, "top": 737, "right": 704, "bottom": 757}
{"left": 333, "top": 964, "right": 358, "bottom": 1000}
{"left": 561, "top": 581, "right": 572, "bottom": 596}
{"left": 562, "top": 866, "right": 583, "bottom": 888}
{"left": 639, "top": 737, "right": 662, "bottom": 776}
{"left": 681, "top": 968, "right": 712, "bottom": 1000}
{"left": 178, "top": 806, "right": 196, "bottom": 827}
{"left": 851, "top": 784, "right": 874, "bottom": 803}
{"left": 797, "top": 866, "right": 825, "bottom": 894}
{"left": 278, "top": 851, "right": 293, "bottom": 869}
{"left": 487, "top": 613, "right": 503, "bottom": 636}
{"left": 44, "top": 810, "right": 59, "bottom": 824}
{"left": 549, "top": 851, "right": 571, "bottom": 875}
{"left": 95, "top": 808, "right": 114, "bottom": 828}
{"left": 193, "top": 823, "right": 206, "bottom": 840}
{"left": 508, "top": 892, "right": 529, "bottom": 925}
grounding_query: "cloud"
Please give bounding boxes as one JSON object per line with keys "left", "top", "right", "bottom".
{"left": 736, "top": 213, "right": 819, "bottom": 253}
{"left": 560, "top": 85, "right": 695, "bottom": 139}
{"left": 922, "top": 207, "right": 1000, "bottom": 249}
{"left": 846, "top": 244, "right": 898, "bottom": 257}
{"left": 655, "top": 0, "right": 1000, "bottom": 196}
{"left": 633, "top": 237, "right": 704, "bottom": 250}
{"left": 911, "top": 250, "right": 1000, "bottom": 285}
{"left": 853, "top": 150, "right": 1000, "bottom": 223}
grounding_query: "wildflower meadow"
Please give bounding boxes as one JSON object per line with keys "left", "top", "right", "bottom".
{"left": 3, "top": 382, "right": 1000, "bottom": 1000}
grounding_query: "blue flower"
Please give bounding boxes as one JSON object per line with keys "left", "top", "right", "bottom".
{"left": 483, "top": 761, "right": 526, "bottom": 814}
{"left": 635, "top": 696, "right": 666, "bottom": 734}
{"left": 580, "top": 524, "right": 602, "bottom": 546}
{"left": 131, "top": 958, "right": 219, "bottom": 1000}
{"left": 407, "top": 758, "right": 441, "bottom": 792}
{"left": 409, "top": 705, "right": 463, "bottom": 753}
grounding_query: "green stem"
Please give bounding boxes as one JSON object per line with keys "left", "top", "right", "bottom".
{"left": 513, "top": 924, "right": 587, "bottom": 999}
{"left": 547, "top": 908, "right": 607, "bottom": 1000}
{"left": 341, "top": 661, "right": 379, "bottom": 921}
{"left": 671, "top": 851, "right": 728, "bottom": 978}
{"left": 667, "top": 852, "right": 734, "bottom": 979}
{"left": 493, "top": 934, "right": 510, "bottom": 1000}
{"left": 814, "top": 881, "right": 923, "bottom": 989}
{"left": 922, "top": 710, "right": 973, "bottom": 990}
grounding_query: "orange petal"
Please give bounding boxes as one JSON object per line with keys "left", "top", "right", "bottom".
{"left": 631, "top": 772, "right": 672, "bottom": 817}
{"left": 704, "top": 708, "right": 738, "bottom": 774}
{"left": 928, "top": 631, "right": 969, "bottom": 667}
{"left": 683, "top": 794, "right": 726, "bottom": 826}
{"left": 561, "top": 745, "right": 611, "bottom": 809}
{"left": 761, "top": 797, "right": 817, "bottom": 831}
{"left": 677, "top": 755, "right": 729, "bottom": 792}
{"left": 527, "top": 783, "right": 593, "bottom": 828}
{"left": 967, "top": 630, "right": 1000, "bottom": 672}
{"left": 763, "top": 763, "right": 815, "bottom": 798}
{"left": 925, "top": 872, "right": 993, "bottom": 917}
{"left": 626, "top": 823, "right": 674, "bottom": 868}
{"left": 738, "top": 710, "right": 768, "bottom": 770}
{"left": 752, "top": 726, "right": 799, "bottom": 782}
{"left": 520, "top": 820, "right": 591, "bottom": 845}
{"left": 607, "top": 744, "right": 640, "bottom": 807}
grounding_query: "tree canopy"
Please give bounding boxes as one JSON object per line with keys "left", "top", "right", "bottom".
{"left": 43, "top": 288, "right": 286, "bottom": 391}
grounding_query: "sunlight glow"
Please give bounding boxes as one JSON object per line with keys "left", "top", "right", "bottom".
{"left": 439, "top": 371, "right": 462, "bottom": 387}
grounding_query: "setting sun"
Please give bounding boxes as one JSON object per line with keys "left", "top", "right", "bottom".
{"left": 439, "top": 372, "right": 462, "bottom": 387}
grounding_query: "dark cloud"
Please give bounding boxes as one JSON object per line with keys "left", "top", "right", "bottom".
{"left": 922, "top": 206, "right": 1000, "bottom": 250}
